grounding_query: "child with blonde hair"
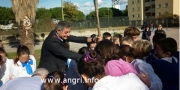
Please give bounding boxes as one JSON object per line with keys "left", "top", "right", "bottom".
{"left": 130, "top": 40, "right": 162, "bottom": 90}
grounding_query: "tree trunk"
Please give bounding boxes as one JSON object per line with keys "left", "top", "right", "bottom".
{"left": 20, "top": 16, "right": 34, "bottom": 55}
{"left": 20, "top": 29, "right": 34, "bottom": 55}
{"left": 94, "top": 0, "right": 101, "bottom": 37}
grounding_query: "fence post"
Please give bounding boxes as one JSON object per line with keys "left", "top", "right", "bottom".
{"left": 166, "top": 19, "right": 168, "bottom": 31}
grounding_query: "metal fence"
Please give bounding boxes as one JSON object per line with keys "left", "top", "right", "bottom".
{"left": 0, "top": 17, "right": 179, "bottom": 35}
{"left": 129, "top": 18, "right": 179, "bottom": 28}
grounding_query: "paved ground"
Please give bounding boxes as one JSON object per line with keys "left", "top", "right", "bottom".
{"left": 3, "top": 27, "right": 179, "bottom": 53}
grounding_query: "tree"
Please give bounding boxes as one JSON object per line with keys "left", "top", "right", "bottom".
{"left": 36, "top": 8, "right": 51, "bottom": 20}
{"left": 49, "top": 7, "right": 62, "bottom": 19}
{"left": 11, "top": 0, "right": 39, "bottom": 54}
{"left": 0, "top": 7, "right": 15, "bottom": 21}
{"left": 122, "top": 9, "right": 128, "bottom": 16}
{"left": 77, "top": 11, "right": 86, "bottom": 22}
{"left": 63, "top": 1, "right": 79, "bottom": 22}
{"left": 158, "top": 12, "right": 179, "bottom": 19}
{"left": 111, "top": 8, "right": 123, "bottom": 17}
{"left": 99, "top": 7, "right": 113, "bottom": 17}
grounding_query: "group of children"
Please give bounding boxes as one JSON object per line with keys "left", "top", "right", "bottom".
{"left": 0, "top": 44, "right": 36, "bottom": 85}
{"left": 0, "top": 25, "right": 179, "bottom": 90}
{"left": 75, "top": 26, "right": 178, "bottom": 90}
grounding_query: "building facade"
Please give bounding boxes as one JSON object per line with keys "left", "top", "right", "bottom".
{"left": 128, "top": 0, "right": 179, "bottom": 25}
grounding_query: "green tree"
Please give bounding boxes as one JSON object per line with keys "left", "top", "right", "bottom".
{"left": 0, "top": 7, "right": 15, "bottom": 20}
{"left": 36, "top": 8, "right": 51, "bottom": 20}
{"left": 63, "top": 1, "right": 79, "bottom": 22}
{"left": 122, "top": 8, "right": 128, "bottom": 16}
{"left": 86, "top": 11, "right": 96, "bottom": 19}
{"left": 158, "top": 12, "right": 179, "bottom": 19}
{"left": 99, "top": 7, "right": 113, "bottom": 17}
{"left": 111, "top": 8, "right": 123, "bottom": 17}
{"left": 49, "top": 7, "right": 62, "bottom": 19}
{"left": 77, "top": 11, "right": 85, "bottom": 21}
{"left": 86, "top": 7, "right": 113, "bottom": 19}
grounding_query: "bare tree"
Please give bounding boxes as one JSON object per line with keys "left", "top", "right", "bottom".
{"left": 93, "top": 0, "right": 101, "bottom": 37}
{"left": 11, "top": 0, "right": 39, "bottom": 54}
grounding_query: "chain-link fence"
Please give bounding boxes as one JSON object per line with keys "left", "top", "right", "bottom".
{"left": 129, "top": 18, "right": 179, "bottom": 28}
{"left": 0, "top": 17, "right": 179, "bottom": 35}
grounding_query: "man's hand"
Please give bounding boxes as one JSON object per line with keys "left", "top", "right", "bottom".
{"left": 94, "top": 36, "right": 102, "bottom": 43}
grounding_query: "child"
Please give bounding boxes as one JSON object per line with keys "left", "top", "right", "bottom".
{"left": 43, "top": 71, "right": 68, "bottom": 90}
{"left": 124, "top": 27, "right": 140, "bottom": 41}
{"left": 113, "top": 33, "right": 122, "bottom": 46}
{"left": 0, "top": 40, "right": 3, "bottom": 48}
{"left": 154, "top": 24, "right": 166, "bottom": 36}
{"left": 95, "top": 40, "right": 137, "bottom": 76}
{"left": 142, "top": 26, "right": 151, "bottom": 41}
{"left": 0, "top": 48, "right": 14, "bottom": 84}
{"left": 152, "top": 38, "right": 179, "bottom": 90}
{"left": 145, "top": 33, "right": 166, "bottom": 64}
{"left": 120, "top": 36, "right": 134, "bottom": 47}
{"left": 77, "top": 51, "right": 149, "bottom": 90}
{"left": 131, "top": 40, "right": 162, "bottom": 90}
{"left": 87, "top": 34, "right": 97, "bottom": 50}
{"left": 10, "top": 45, "right": 36, "bottom": 78}
{"left": 119, "top": 45, "right": 134, "bottom": 63}
{"left": 65, "top": 46, "right": 88, "bottom": 90}
{"left": 102, "top": 32, "right": 112, "bottom": 41}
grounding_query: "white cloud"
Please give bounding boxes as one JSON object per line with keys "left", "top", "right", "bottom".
{"left": 98, "top": 0, "right": 103, "bottom": 4}
{"left": 82, "top": 0, "right": 105, "bottom": 7}
{"left": 74, "top": 3, "right": 79, "bottom": 7}
{"left": 83, "top": 2, "right": 94, "bottom": 7}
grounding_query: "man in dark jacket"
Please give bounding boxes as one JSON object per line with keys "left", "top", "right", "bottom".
{"left": 154, "top": 24, "right": 166, "bottom": 36}
{"left": 38, "top": 21, "right": 99, "bottom": 73}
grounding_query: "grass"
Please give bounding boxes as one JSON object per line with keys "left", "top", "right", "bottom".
{"left": 7, "top": 49, "right": 41, "bottom": 68}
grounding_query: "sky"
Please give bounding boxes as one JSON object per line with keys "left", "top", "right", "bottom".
{"left": 0, "top": 0, "right": 127, "bottom": 15}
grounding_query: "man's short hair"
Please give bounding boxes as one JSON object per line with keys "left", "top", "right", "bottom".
{"left": 124, "top": 27, "right": 140, "bottom": 37}
{"left": 32, "top": 68, "right": 49, "bottom": 77}
{"left": 55, "top": 21, "right": 70, "bottom": 31}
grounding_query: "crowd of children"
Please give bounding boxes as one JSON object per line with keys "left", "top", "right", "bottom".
{"left": 0, "top": 24, "right": 179, "bottom": 90}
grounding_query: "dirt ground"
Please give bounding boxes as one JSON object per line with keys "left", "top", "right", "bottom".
{"left": 4, "top": 27, "right": 179, "bottom": 53}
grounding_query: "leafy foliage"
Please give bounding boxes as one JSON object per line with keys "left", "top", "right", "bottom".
{"left": 49, "top": 7, "right": 62, "bottom": 19}
{"left": 36, "top": 8, "right": 51, "bottom": 20}
{"left": 0, "top": 6, "right": 15, "bottom": 20}
{"left": 86, "top": 7, "right": 128, "bottom": 19}
{"left": 158, "top": 12, "right": 179, "bottom": 19}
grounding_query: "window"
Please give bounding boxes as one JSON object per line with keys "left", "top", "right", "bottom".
{"left": 137, "top": 0, "right": 140, "bottom": 3}
{"left": 157, "top": 4, "right": 161, "bottom": 8}
{"left": 132, "top": 15, "right": 135, "bottom": 18}
{"left": 132, "top": 8, "right": 134, "bottom": 11}
{"left": 132, "top": 1, "right": 134, "bottom": 4}
{"left": 137, "top": 14, "right": 140, "bottom": 18}
{"left": 164, "top": 3, "right": 168, "bottom": 7}
{"left": 158, "top": 12, "right": 161, "bottom": 16}
{"left": 137, "top": 7, "right": 140, "bottom": 11}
